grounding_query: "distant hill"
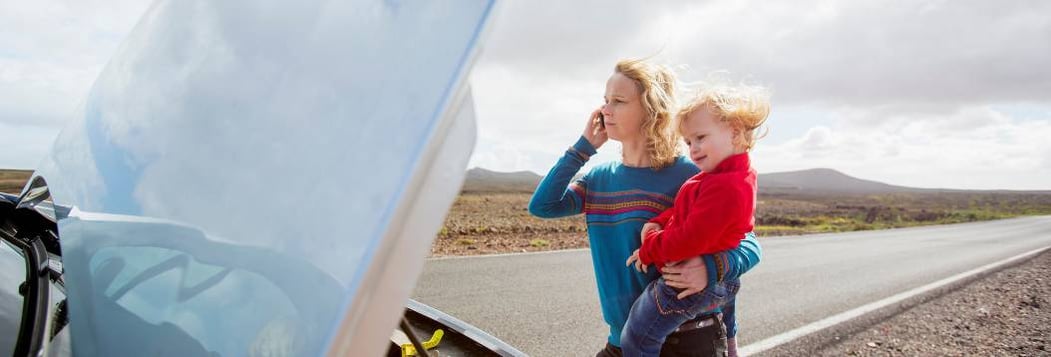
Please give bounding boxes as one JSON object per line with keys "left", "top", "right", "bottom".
{"left": 760, "top": 168, "right": 1051, "bottom": 195}
{"left": 759, "top": 168, "right": 923, "bottom": 195}
{"left": 461, "top": 168, "right": 543, "bottom": 193}
{"left": 461, "top": 167, "right": 1051, "bottom": 195}
{"left": 460, "top": 166, "right": 915, "bottom": 194}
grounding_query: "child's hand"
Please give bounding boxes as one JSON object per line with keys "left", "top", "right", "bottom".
{"left": 625, "top": 249, "right": 648, "bottom": 273}
{"left": 582, "top": 108, "right": 608, "bottom": 149}
{"left": 640, "top": 223, "right": 662, "bottom": 243}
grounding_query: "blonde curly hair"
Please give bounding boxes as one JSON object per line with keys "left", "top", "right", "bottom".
{"left": 614, "top": 59, "right": 681, "bottom": 170}
{"left": 677, "top": 82, "right": 770, "bottom": 151}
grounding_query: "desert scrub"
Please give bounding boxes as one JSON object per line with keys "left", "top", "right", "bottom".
{"left": 529, "top": 239, "right": 549, "bottom": 248}
{"left": 437, "top": 191, "right": 1051, "bottom": 246}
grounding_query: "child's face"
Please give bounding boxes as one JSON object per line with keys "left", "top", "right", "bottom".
{"left": 601, "top": 73, "right": 646, "bottom": 143}
{"left": 682, "top": 106, "right": 740, "bottom": 172}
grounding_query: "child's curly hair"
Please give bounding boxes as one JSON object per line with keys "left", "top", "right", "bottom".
{"left": 678, "top": 82, "right": 770, "bottom": 151}
{"left": 614, "top": 59, "right": 680, "bottom": 170}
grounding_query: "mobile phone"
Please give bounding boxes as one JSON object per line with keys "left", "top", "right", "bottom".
{"left": 597, "top": 113, "right": 605, "bottom": 128}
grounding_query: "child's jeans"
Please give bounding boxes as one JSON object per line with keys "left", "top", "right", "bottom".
{"left": 620, "top": 277, "right": 740, "bottom": 356}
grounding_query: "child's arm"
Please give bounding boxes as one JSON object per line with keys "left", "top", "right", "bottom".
{"left": 639, "top": 177, "right": 754, "bottom": 265}
{"left": 639, "top": 207, "right": 674, "bottom": 243}
{"left": 528, "top": 136, "right": 595, "bottom": 218}
{"left": 648, "top": 206, "right": 675, "bottom": 227}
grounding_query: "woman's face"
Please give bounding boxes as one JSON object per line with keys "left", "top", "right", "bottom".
{"left": 601, "top": 73, "right": 647, "bottom": 143}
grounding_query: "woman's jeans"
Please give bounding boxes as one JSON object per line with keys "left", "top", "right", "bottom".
{"left": 620, "top": 277, "right": 740, "bottom": 356}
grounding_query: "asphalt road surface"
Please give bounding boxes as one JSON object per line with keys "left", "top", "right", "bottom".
{"left": 412, "top": 216, "right": 1051, "bottom": 356}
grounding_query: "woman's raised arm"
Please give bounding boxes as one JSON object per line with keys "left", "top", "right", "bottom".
{"left": 528, "top": 110, "right": 606, "bottom": 218}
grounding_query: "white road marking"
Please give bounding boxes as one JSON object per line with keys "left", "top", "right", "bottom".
{"left": 739, "top": 245, "right": 1051, "bottom": 356}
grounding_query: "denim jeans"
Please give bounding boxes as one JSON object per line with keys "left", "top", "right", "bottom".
{"left": 620, "top": 277, "right": 740, "bottom": 357}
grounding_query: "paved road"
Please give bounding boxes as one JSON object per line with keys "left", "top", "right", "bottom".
{"left": 412, "top": 216, "right": 1051, "bottom": 356}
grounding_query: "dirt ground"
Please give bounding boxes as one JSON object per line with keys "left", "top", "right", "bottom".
{"left": 431, "top": 231, "right": 589, "bottom": 256}
{"left": 430, "top": 191, "right": 1051, "bottom": 257}
{"left": 430, "top": 192, "right": 590, "bottom": 256}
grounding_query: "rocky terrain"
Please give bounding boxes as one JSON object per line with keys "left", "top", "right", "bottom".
{"left": 817, "top": 251, "right": 1050, "bottom": 356}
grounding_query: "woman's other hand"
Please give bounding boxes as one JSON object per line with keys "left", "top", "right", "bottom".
{"left": 583, "top": 108, "right": 608, "bottom": 149}
{"left": 661, "top": 256, "right": 708, "bottom": 299}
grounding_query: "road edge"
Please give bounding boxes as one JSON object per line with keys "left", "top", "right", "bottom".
{"left": 740, "top": 245, "right": 1051, "bottom": 356}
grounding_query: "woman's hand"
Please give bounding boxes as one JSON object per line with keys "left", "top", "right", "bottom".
{"left": 582, "top": 108, "right": 608, "bottom": 149}
{"left": 661, "top": 256, "right": 708, "bottom": 299}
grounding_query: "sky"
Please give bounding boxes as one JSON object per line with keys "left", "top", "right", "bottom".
{"left": 2, "top": 0, "right": 1050, "bottom": 190}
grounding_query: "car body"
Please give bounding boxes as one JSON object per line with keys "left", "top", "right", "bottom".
{"left": 0, "top": 0, "right": 525, "bottom": 355}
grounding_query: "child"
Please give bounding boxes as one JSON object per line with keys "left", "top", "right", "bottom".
{"left": 622, "top": 82, "right": 770, "bottom": 357}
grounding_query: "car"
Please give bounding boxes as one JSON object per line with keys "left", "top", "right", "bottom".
{"left": 0, "top": 0, "right": 526, "bottom": 356}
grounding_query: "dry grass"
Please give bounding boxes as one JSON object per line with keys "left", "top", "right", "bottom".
{"left": 756, "top": 192, "right": 1051, "bottom": 234}
{"left": 0, "top": 169, "right": 32, "bottom": 194}
{"left": 432, "top": 191, "right": 1051, "bottom": 256}
{"left": 431, "top": 192, "right": 589, "bottom": 255}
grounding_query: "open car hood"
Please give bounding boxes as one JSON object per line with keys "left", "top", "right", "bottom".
{"left": 31, "top": 0, "right": 497, "bottom": 355}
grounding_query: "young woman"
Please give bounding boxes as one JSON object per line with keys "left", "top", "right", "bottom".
{"left": 529, "top": 59, "right": 761, "bottom": 356}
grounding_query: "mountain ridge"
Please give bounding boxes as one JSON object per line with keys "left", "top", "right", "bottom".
{"left": 461, "top": 167, "right": 1051, "bottom": 194}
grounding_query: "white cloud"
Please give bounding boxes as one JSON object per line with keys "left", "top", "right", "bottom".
{"left": 4, "top": 0, "right": 1050, "bottom": 190}
{"left": 464, "top": 0, "right": 1051, "bottom": 190}
{"left": 0, "top": 0, "right": 151, "bottom": 121}
{"left": 798, "top": 126, "right": 834, "bottom": 152}
{"left": 660, "top": 0, "right": 1051, "bottom": 107}
{"left": 752, "top": 105, "right": 1051, "bottom": 190}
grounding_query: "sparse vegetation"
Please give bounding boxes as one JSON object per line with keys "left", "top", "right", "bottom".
{"left": 431, "top": 192, "right": 588, "bottom": 255}
{"left": 1, "top": 169, "right": 33, "bottom": 194}
{"left": 755, "top": 192, "right": 1051, "bottom": 235}
{"left": 432, "top": 191, "right": 1051, "bottom": 256}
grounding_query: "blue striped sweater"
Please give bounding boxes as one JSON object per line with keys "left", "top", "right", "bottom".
{"left": 529, "top": 136, "right": 762, "bottom": 347}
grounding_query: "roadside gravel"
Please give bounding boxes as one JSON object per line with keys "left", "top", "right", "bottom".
{"left": 817, "top": 251, "right": 1050, "bottom": 356}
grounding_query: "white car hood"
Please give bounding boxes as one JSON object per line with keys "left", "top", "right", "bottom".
{"left": 32, "top": 0, "right": 496, "bottom": 355}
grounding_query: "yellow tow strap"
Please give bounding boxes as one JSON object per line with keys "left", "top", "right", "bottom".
{"left": 400, "top": 329, "right": 444, "bottom": 357}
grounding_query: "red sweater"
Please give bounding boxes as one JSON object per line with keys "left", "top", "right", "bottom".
{"left": 639, "top": 153, "right": 756, "bottom": 266}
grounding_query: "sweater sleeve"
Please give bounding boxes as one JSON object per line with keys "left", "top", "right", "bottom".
{"left": 639, "top": 177, "right": 751, "bottom": 265}
{"left": 699, "top": 232, "right": 762, "bottom": 290}
{"left": 528, "top": 136, "right": 596, "bottom": 218}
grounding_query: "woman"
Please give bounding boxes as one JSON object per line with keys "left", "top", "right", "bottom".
{"left": 529, "top": 59, "right": 761, "bottom": 356}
